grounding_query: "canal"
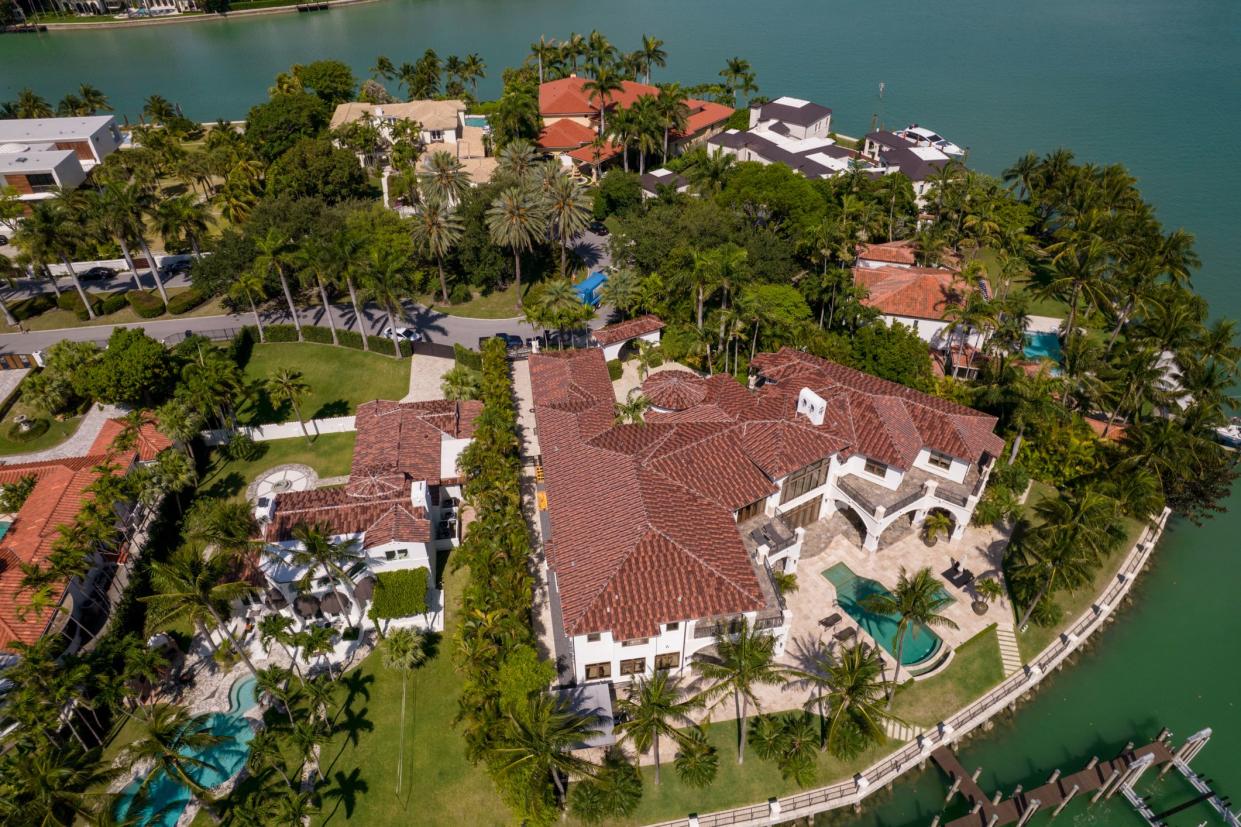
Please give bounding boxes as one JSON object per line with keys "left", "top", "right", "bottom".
{"left": 2, "top": 1, "right": 1239, "bottom": 824}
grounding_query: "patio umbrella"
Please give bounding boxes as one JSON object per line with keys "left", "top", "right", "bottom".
{"left": 293, "top": 594, "right": 320, "bottom": 619}
{"left": 319, "top": 591, "right": 347, "bottom": 616}
{"left": 353, "top": 576, "right": 376, "bottom": 603}
{"left": 264, "top": 588, "right": 288, "bottom": 610}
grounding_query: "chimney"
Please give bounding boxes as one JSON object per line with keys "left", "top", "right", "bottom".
{"left": 797, "top": 388, "right": 826, "bottom": 426}
{"left": 410, "top": 480, "right": 428, "bottom": 510}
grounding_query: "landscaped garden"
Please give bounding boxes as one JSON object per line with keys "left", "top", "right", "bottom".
{"left": 890, "top": 626, "right": 1004, "bottom": 727}
{"left": 0, "top": 400, "right": 84, "bottom": 455}
{"left": 238, "top": 343, "right": 410, "bottom": 425}
{"left": 197, "top": 431, "right": 356, "bottom": 500}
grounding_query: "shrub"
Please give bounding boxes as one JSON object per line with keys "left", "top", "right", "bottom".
{"left": 229, "top": 326, "right": 256, "bottom": 368}
{"left": 646, "top": 349, "right": 664, "bottom": 369}
{"left": 262, "top": 324, "right": 299, "bottom": 343}
{"left": 607, "top": 359, "right": 623, "bottom": 381}
{"left": 449, "top": 283, "right": 472, "bottom": 304}
{"left": 301, "top": 325, "right": 334, "bottom": 345}
{"left": 126, "top": 290, "right": 165, "bottom": 319}
{"left": 167, "top": 288, "right": 207, "bottom": 315}
{"left": 11, "top": 294, "right": 55, "bottom": 321}
{"left": 222, "top": 432, "right": 262, "bottom": 461}
{"left": 367, "top": 333, "right": 411, "bottom": 356}
{"left": 5, "top": 418, "right": 50, "bottom": 442}
{"left": 454, "top": 344, "right": 483, "bottom": 371}
{"left": 57, "top": 290, "right": 104, "bottom": 321}
{"left": 101, "top": 292, "right": 129, "bottom": 315}
{"left": 370, "top": 567, "right": 430, "bottom": 619}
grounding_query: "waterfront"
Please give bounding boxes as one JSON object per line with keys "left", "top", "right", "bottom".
{"left": 3, "top": 0, "right": 1239, "bottom": 824}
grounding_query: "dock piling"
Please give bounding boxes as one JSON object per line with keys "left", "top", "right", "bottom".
{"left": 1052, "top": 784, "right": 1080, "bottom": 817}
{"left": 945, "top": 776, "right": 962, "bottom": 803}
{"left": 1091, "top": 767, "right": 1122, "bottom": 804}
{"left": 1047, "top": 769, "right": 1062, "bottom": 784}
{"left": 1015, "top": 798, "right": 1042, "bottom": 827}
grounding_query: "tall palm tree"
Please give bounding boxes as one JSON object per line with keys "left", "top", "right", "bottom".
{"left": 614, "top": 672, "right": 698, "bottom": 784}
{"left": 860, "top": 567, "right": 959, "bottom": 706}
{"left": 492, "top": 693, "right": 601, "bottom": 803}
{"left": 606, "top": 107, "right": 639, "bottom": 173}
{"left": 230, "top": 268, "right": 269, "bottom": 343}
{"left": 0, "top": 744, "right": 120, "bottom": 825}
{"left": 410, "top": 197, "right": 464, "bottom": 304}
{"left": 418, "top": 149, "right": 471, "bottom": 206}
{"left": 122, "top": 703, "right": 224, "bottom": 800}
{"left": 151, "top": 194, "right": 211, "bottom": 259}
{"left": 693, "top": 618, "right": 785, "bottom": 763}
{"left": 361, "top": 244, "right": 414, "bottom": 357}
{"left": 655, "top": 84, "right": 691, "bottom": 159}
{"left": 496, "top": 138, "right": 538, "bottom": 182}
{"left": 1041, "top": 232, "right": 1113, "bottom": 342}
{"left": 292, "top": 233, "right": 342, "bottom": 346}
{"left": 14, "top": 199, "right": 96, "bottom": 319}
{"left": 382, "top": 627, "right": 427, "bottom": 795}
{"left": 582, "top": 67, "right": 624, "bottom": 137}
{"left": 820, "top": 642, "right": 896, "bottom": 755}
{"left": 719, "top": 57, "right": 757, "bottom": 107}
{"left": 585, "top": 29, "right": 616, "bottom": 77}
{"left": 545, "top": 173, "right": 591, "bottom": 276}
{"left": 462, "top": 53, "right": 487, "bottom": 96}
{"left": 639, "top": 34, "right": 667, "bottom": 84}
{"left": 530, "top": 35, "right": 559, "bottom": 85}
{"left": 14, "top": 88, "right": 53, "bottom": 118}
{"left": 253, "top": 227, "right": 303, "bottom": 341}
{"left": 327, "top": 229, "right": 367, "bottom": 351}
{"left": 266, "top": 368, "right": 313, "bottom": 443}
{"left": 141, "top": 545, "right": 261, "bottom": 678}
{"left": 487, "top": 184, "right": 548, "bottom": 308}
{"left": 88, "top": 185, "right": 144, "bottom": 291}
{"left": 632, "top": 95, "right": 662, "bottom": 174}
{"left": 286, "top": 522, "right": 365, "bottom": 628}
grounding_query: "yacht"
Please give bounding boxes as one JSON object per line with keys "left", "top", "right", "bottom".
{"left": 897, "top": 125, "right": 965, "bottom": 157}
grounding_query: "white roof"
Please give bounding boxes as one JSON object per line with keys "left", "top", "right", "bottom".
{"left": 772, "top": 95, "right": 812, "bottom": 108}
{"left": 0, "top": 116, "right": 115, "bottom": 144}
{"left": 752, "top": 122, "right": 835, "bottom": 154}
{"left": 0, "top": 148, "right": 75, "bottom": 175}
{"left": 910, "top": 146, "right": 950, "bottom": 161}
{"left": 803, "top": 151, "right": 851, "bottom": 172}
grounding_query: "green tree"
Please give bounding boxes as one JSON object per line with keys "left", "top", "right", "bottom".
{"left": 545, "top": 172, "right": 592, "bottom": 276}
{"left": 13, "top": 199, "right": 96, "bottom": 319}
{"left": 568, "top": 748, "right": 643, "bottom": 824}
{"left": 286, "top": 522, "right": 365, "bottom": 628}
{"left": 266, "top": 367, "right": 312, "bottom": 443}
{"left": 361, "top": 244, "right": 416, "bottom": 357}
{"left": 582, "top": 66, "right": 624, "bottom": 137}
{"left": 614, "top": 671, "right": 698, "bottom": 784}
{"left": 693, "top": 618, "right": 786, "bottom": 763}
{"left": 0, "top": 744, "right": 119, "bottom": 824}
{"left": 492, "top": 693, "right": 601, "bottom": 806}
{"left": 295, "top": 59, "right": 357, "bottom": 105}
{"left": 487, "top": 184, "right": 548, "bottom": 308}
{"left": 410, "top": 197, "right": 464, "bottom": 304}
{"left": 860, "top": 567, "right": 959, "bottom": 706}
{"left": 381, "top": 627, "right": 427, "bottom": 795}
{"left": 719, "top": 57, "right": 758, "bottom": 107}
{"left": 121, "top": 703, "right": 225, "bottom": 800}
{"left": 230, "top": 268, "right": 269, "bottom": 343}
{"left": 252, "top": 227, "right": 303, "bottom": 341}
{"left": 245, "top": 93, "right": 330, "bottom": 163}
{"left": 267, "top": 137, "right": 370, "bottom": 204}
{"left": 151, "top": 193, "right": 212, "bottom": 260}
{"left": 85, "top": 327, "right": 172, "bottom": 407}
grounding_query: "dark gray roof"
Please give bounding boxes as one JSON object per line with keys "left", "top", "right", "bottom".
{"left": 709, "top": 129, "right": 868, "bottom": 180}
{"left": 756, "top": 99, "right": 833, "bottom": 128}
{"left": 877, "top": 145, "right": 949, "bottom": 181}
{"left": 640, "top": 170, "right": 689, "bottom": 193}
{"left": 865, "top": 130, "right": 909, "bottom": 151}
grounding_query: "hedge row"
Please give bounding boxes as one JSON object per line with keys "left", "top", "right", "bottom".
{"left": 127, "top": 290, "right": 165, "bottom": 319}
{"left": 167, "top": 288, "right": 207, "bottom": 315}
{"left": 101, "top": 293, "right": 128, "bottom": 315}
{"left": 255, "top": 324, "right": 413, "bottom": 356}
{"left": 454, "top": 343, "right": 483, "bottom": 371}
{"left": 11, "top": 295, "right": 54, "bottom": 321}
{"left": 370, "top": 567, "right": 430, "bottom": 619}
{"left": 57, "top": 290, "right": 104, "bottom": 321}
{"left": 607, "top": 358, "right": 623, "bottom": 381}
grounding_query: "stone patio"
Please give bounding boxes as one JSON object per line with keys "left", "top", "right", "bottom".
{"left": 402, "top": 354, "right": 455, "bottom": 403}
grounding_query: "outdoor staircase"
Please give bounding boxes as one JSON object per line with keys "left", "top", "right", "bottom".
{"left": 884, "top": 718, "right": 919, "bottom": 743}
{"left": 995, "top": 624, "right": 1023, "bottom": 676}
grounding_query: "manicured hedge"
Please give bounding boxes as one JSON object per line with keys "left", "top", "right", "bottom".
{"left": 101, "top": 292, "right": 129, "bottom": 315}
{"left": 6, "top": 418, "right": 50, "bottom": 442}
{"left": 57, "top": 290, "right": 104, "bottom": 321}
{"left": 607, "top": 358, "right": 623, "bottom": 381}
{"left": 127, "top": 290, "right": 166, "bottom": 319}
{"left": 167, "top": 288, "right": 207, "bottom": 315}
{"left": 454, "top": 343, "right": 483, "bottom": 371}
{"left": 370, "top": 567, "right": 429, "bottom": 619}
{"left": 12, "top": 294, "right": 55, "bottom": 321}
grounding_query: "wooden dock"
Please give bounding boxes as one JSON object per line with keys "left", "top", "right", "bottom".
{"left": 933, "top": 740, "right": 1175, "bottom": 827}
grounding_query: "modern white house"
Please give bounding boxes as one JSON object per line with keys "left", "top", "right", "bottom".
{"left": 0, "top": 116, "right": 122, "bottom": 205}
{"left": 530, "top": 345, "right": 1002, "bottom": 687}
{"left": 861, "top": 129, "right": 954, "bottom": 201}
{"left": 707, "top": 96, "right": 866, "bottom": 181}
{"left": 256, "top": 399, "right": 480, "bottom": 635}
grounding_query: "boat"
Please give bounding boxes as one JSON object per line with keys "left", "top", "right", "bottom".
{"left": 1214, "top": 417, "right": 1241, "bottom": 449}
{"left": 897, "top": 124, "right": 965, "bottom": 157}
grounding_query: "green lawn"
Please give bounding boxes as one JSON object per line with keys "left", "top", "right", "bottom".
{"left": 197, "top": 432, "right": 357, "bottom": 501}
{"left": 20, "top": 288, "right": 227, "bottom": 332}
{"left": 0, "top": 407, "right": 84, "bottom": 456}
{"left": 890, "top": 625, "right": 1004, "bottom": 728}
{"left": 239, "top": 343, "right": 410, "bottom": 425}
{"left": 422, "top": 282, "right": 527, "bottom": 320}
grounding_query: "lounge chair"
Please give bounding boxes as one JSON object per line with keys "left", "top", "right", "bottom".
{"left": 960, "top": 569, "right": 975, "bottom": 587}
{"left": 819, "top": 613, "right": 842, "bottom": 629}
{"left": 834, "top": 627, "right": 857, "bottom": 642}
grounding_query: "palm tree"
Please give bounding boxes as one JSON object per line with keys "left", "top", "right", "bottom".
{"left": 492, "top": 693, "right": 601, "bottom": 803}
{"left": 656, "top": 84, "right": 691, "bottom": 159}
{"left": 821, "top": 643, "right": 895, "bottom": 755}
{"left": 614, "top": 672, "right": 698, "bottom": 784}
{"left": 582, "top": 67, "right": 624, "bottom": 137}
{"left": 382, "top": 627, "right": 427, "bottom": 795}
{"left": 613, "top": 390, "right": 650, "bottom": 425}
{"left": 246, "top": 728, "right": 292, "bottom": 787}
{"left": 253, "top": 227, "right": 303, "bottom": 341}
{"left": 463, "top": 53, "right": 487, "bottom": 96}
{"left": 530, "top": 35, "right": 559, "bottom": 85}
{"left": 328, "top": 230, "right": 368, "bottom": 351}
{"left": 122, "top": 703, "right": 224, "bottom": 800}
{"left": 230, "top": 268, "right": 269, "bottom": 343}
{"left": 496, "top": 138, "right": 538, "bottom": 182}
{"left": 266, "top": 368, "right": 313, "bottom": 443}
{"left": 0, "top": 744, "right": 120, "bottom": 824}
{"left": 585, "top": 29, "right": 616, "bottom": 77}
{"left": 361, "top": 244, "right": 414, "bottom": 357}
{"left": 14, "top": 199, "right": 96, "bottom": 319}
{"left": 693, "top": 618, "right": 785, "bottom": 763}
{"left": 141, "top": 545, "right": 261, "bottom": 678}
{"left": 639, "top": 34, "right": 667, "bottom": 84}
{"left": 14, "top": 88, "right": 53, "bottom": 118}
{"left": 1041, "top": 232, "right": 1113, "bottom": 343}
{"left": 632, "top": 95, "right": 662, "bottom": 174}
{"left": 410, "top": 197, "right": 464, "bottom": 304}
{"left": 88, "top": 185, "right": 144, "bottom": 291}
{"left": 151, "top": 194, "right": 211, "bottom": 259}
{"left": 418, "top": 149, "right": 471, "bottom": 206}
{"left": 545, "top": 174, "right": 591, "bottom": 276}
{"left": 719, "top": 57, "right": 757, "bottom": 107}
{"left": 286, "top": 522, "right": 365, "bottom": 628}
{"left": 606, "top": 106, "right": 639, "bottom": 172}
{"left": 487, "top": 184, "right": 548, "bottom": 308}
{"left": 255, "top": 666, "right": 299, "bottom": 727}
{"left": 293, "top": 233, "right": 342, "bottom": 346}
{"left": 860, "top": 567, "right": 958, "bottom": 706}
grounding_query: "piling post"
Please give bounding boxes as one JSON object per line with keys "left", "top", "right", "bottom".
{"left": 1091, "top": 767, "right": 1122, "bottom": 804}
{"left": 991, "top": 790, "right": 1002, "bottom": 805}
{"left": 1047, "top": 769, "right": 1062, "bottom": 784}
{"left": 929, "top": 816, "right": 940, "bottom": 827}
{"left": 1085, "top": 757, "right": 1099, "bottom": 771}
{"left": 1052, "top": 784, "right": 1080, "bottom": 817}
{"left": 1015, "top": 798, "right": 1042, "bottom": 827}
{"left": 986, "top": 813, "right": 999, "bottom": 827}
{"left": 1156, "top": 727, "right": 1170, "bottom": 743}
{"left": 1012, "top": 784, "right": 1023, "bottom": 799}
{"left": 970, "top": 801, "right": 982, "bottom": 815}
{"left": 1110, "top": 753, "right": 1155, "bottom": 800}
{"left": 945, "top": 776, "right": 963, "bottom": 804}
{"left": 972, "top": 767, "right": 983, "bottom": 783}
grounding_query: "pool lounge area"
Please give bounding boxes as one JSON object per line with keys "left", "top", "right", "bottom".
{"left": 823, "top": 562, "right": 948, "bottom": 670}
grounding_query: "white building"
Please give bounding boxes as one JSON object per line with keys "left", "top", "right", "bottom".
{"left": 861, "top": 130, "right": 954, "bottom": 201}
{"left": 708, "top": 96, "right": 867, "bottom": 180}
{"left": 330, "top": 100, "right": 469, "bottom": 155}
{"left": 530, "top": 345, "right": 1002, "bottom": 687}
{"left": 0, "top": 116, "right": 121, "bottom": 205}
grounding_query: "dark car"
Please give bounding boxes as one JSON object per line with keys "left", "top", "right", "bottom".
{"left": 161, "top": 259, "right": 193, "bottom": 276}
{"left": 80, "top": 266, "right": 116, "bottom": 282}
{"left": 478, "top": 333, "right": 524, "bottom": 350}
{"left": 0, "top": 234, "right": 8, "bottom": 246}
{"left": 588, "top": 220, "right": 609, "bottom": 236}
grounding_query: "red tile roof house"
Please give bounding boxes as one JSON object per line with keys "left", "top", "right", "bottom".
{"left": 258, "top": 399, "right": 481, "bottom": 636}
{"left": 852, "top": 261, "right": 990, "bottom": 355}
{"left": 529, "top": 347, "right": 1002, "bottom": 686}
{"left": 589, "top": 314, "right": 665, "bottom": 361}
{"left": 538, "top": 76, "right": 734, "bottom": 177}
{"left": 0, "top": 417, "right": 171, "bottom": 655}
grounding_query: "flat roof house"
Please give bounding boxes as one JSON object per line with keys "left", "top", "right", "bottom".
{"left": 530, "top": 347, "right": 1002, "bottom": 686}
{"left": 862, "top": 130, "right": 954, "bottom": 201}
{"left": 0, "top": 115, "right": 121, "bottom": 205}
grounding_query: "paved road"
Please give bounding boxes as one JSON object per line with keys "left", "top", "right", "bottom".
{"left": 0, "top": 298, "right": 608, "bottom": 354}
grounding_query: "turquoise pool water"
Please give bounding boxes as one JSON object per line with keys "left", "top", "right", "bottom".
{"left": 823, "top": 562, "right": 945, "bottom": 666}
{"left": 116, "top": 677, "right": 258, "bottom": 826}
{"left": 1023, "top": 331, "right": 1062, "bottom": 363}
{"left": 464, "top": 115, "right": 489, "bottom": 128}
{"left": 0, "top": 521, "right": 9, "bottom": 540}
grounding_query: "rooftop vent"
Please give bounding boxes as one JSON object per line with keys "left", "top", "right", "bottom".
{"left": 797, "top": 387, "right": 827, "bottom": 426}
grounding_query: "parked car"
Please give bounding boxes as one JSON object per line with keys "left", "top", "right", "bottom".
{"left": 0, "top": 234, "right": 8, "bottom": 246}
{"left": 161, "top": 259, "right": 193, "bottom": 276}
{"left": 382, "top": 326, "right": 430, "bottom": 342}
{"left": 588, "top": 220, "right": 609, "bottom": 236}
{"left": 80, "top": 266, "right": 117, "bottom": 282}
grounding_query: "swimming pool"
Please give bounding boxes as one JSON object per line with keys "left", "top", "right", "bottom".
{"left": 1023, "top": 331, "right": 1062, "bottom": 363}
{"left": 823, "top": 563, "right": 946, "bottom": 667}
{"left": 464, "top": 115, "right": 489, "bottom": 128}
{"left": 0, "top": 521, "right": 9, "bottom": 540}
{"left": 116, "top": 677, "right": 257, "bottom": 826}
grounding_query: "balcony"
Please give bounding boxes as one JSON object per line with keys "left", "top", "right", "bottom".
{"left": 834, "top": 460, "right": 988, "bottom": 518}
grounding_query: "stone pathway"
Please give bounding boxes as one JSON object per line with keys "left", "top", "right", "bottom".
{"left": 402, "top": 354, "right": 455, "bottom": 402}
{"left": 995, "top": 623, "right": 1023, "bottom": 675}
{"left": 884, "top": 718, "right": 920, "bottom": 743}
{"left": 0, "top": 402, "right": 124, "bottom": 464}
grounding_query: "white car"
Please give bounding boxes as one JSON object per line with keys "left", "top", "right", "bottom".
{"left": 898, "top": 125, "right": 965, "bottom": 157}
{"left": 382, "top": 326, "right": 430, "bottom": 342}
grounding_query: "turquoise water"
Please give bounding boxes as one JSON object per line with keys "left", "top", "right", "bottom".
{"left": 463, "top": 115, "right": 488, "bottom": 128}
{"left": 822, "top": 563, "right": 944, "bottom": 667}
{"left": 1023, "top": 331, "right": 1062, "bottom": 363}
{"left": 0, "top": 521, "right": 9, "bottom": 540}
{"left": 116, "top": 677, "right": 258, "bottom": 826}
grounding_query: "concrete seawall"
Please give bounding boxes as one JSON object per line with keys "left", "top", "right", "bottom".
{"left": 39, "top": 0, "right": 380, "bottom": 31}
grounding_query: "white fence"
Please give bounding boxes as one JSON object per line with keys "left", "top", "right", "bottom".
{"left": 201, "top": 415, "right": 356, "bottom": 446}
{"left": 643, "top": 507, "right": 1175, "bottom": 827}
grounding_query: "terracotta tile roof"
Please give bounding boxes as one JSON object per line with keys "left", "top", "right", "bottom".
{"left": 265, "top": 487, "right": 430, "bottom": 545}
{"left": 853, "top": 264, "right": 984, "bottom": 321}
{"left": 329, "top": 99, "right": 466, "bottom": 132}
{"left": 856, "top": 241, "right": 918, "bottom": 266}
{"left": 0, "top": 451, "right": 138, "bottom": 651}
{"left": 89, "top": 416, "right": 173, "bottom": 461}
{"left": 566, "top": 140, "right": 624, "bottom": 166}
{"left": 591, "top": 315, "right": 666, "bottom": 347}
{"left": 538, "top": 118, "right": 598, "bottom": 150}
{"left": 641, "top": 370, "right": 706, "bottom": 411}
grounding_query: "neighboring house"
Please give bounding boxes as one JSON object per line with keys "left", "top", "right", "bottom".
{"left": 258, "top": 399, "right": 480, "bottom": 634}
{"left": 590, "top": 314, "right": 665, "bottom": 360}
{"left": 861, "top": 130, "right": 953, "bottom": 201}
{"left": 538, "top": 76, "right": 733, "bottom": 176}
{"left": 639, "top": 168, "right": 690, "bottom": 199}
{"left": 707, "top": 95, "right": 868, "bottom": 180}
{"left": 530, "top": 347, "right": 1001, "bottom": 686}
{"left": 853, "top": 262, "right": 987, "bottom": 349}
{"left": 0, "top": 116, "right": 122, "bottom": 205}
{"left": 47, "top": 0, "right": 196, "bottom": 15}
{"left": 0, "top": 417, "right": 171, "bottom": 655}
{"left": 330, "top": 100, "right": 469, "bottom": 151}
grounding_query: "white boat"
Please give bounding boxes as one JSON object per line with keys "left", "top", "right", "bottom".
{"left": 897, "top": 125, "right": 965, "bottom": 157}
{"left": 1214, "top": 417, "right": 1241, "bottom": 449}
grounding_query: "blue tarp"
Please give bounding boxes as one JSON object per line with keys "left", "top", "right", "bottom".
{"left": 574, "top": 271, "right": 608, "bottom": 306}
